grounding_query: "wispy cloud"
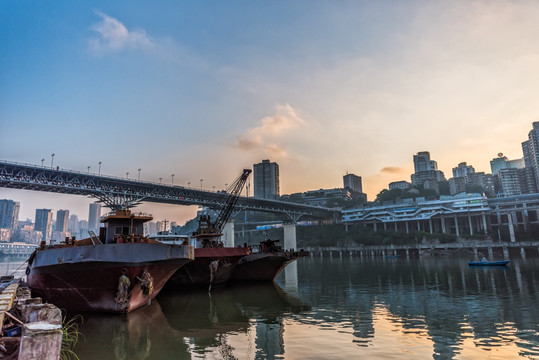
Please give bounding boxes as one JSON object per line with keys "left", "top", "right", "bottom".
{"left": 89, "top": 11, "right": 153, "bottom": 53}
{"left": 236, "top": 104, "right": 305, "bottom": 159}
{"left": 380, "top": 166, "right": 404, "bottom": 174}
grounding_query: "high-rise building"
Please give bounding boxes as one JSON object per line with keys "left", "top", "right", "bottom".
{"left": 452, "top": 162, "right": 475, "bottom": 178}
{"left": 411, "top": 152, "right": 445, "bottom": 189}
{"left": 68, "top": 214, "right": 79, "bottom": 233}
{"left": 522, "top": 123, "right": 539, "bottom": 193}
{"left": 55, "top": 209, "right": 69, "bottom": 233}
{"left": 343, "top": 173, "right": 363, "bottom": 193}
{"left": 253, "top": 160, "right": 280, "bottom": 199}
{"left": 35, "top": 209, "right": 54, "bottom": 242}
{"left": 413, "top": 151, "right": 437, "bottom": 173}
{"left": 88, "top": 203, "right": 101, "bottom": 230}
{"left": 498, "top": 168, "right": 521, "bottom": 196}
{"left": 490, "top": 153, "right": 524, "bottom": 176}
{"left": 0, "top": 199, "right": 20, "bottom": 231}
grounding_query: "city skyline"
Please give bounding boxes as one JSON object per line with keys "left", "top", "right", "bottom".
{"left": 3, "top": 1, "right": 539, "bottom": 222}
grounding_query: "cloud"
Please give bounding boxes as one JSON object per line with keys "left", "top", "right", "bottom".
{"left": 89, "top": 11, "right": 153, "bottom": 53}
{"left": 380, "top": 166, "right": 404, "bottom": 174}
{"left": 236, "top": 104, "right": 305, "bottom": 159}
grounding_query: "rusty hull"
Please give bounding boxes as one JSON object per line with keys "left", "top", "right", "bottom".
{"left": 230, "top": 250, "right": 309, "bottom": 282}
{"left": 27, "top": 243, "right": 194, "bottom": 313}
{"left": 165, "top": 247, "right": 249, "bottom": 289}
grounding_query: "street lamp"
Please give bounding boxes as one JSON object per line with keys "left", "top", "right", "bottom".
{"left": 188, "top": 182, "right": 191, "bottom": 188}
{"left": 98, "top": 162, "right": 102, "bottom": 175}
{"left": 41, "top": 159, "right": 44, "bottom": 167}
{"left": 200, "top": 179, "right": 203, "bottom": 190}
{"left": 51, "top": 154, "right": 55, "bottom": 169}
{"left": 171, "top": 174, "right": 175, "bottom": 186}
{"left": 159, "top": 177, "right": 162, "bottom": 184}
{"left": 126, "top": 172, "right": 129, "bottom": 179}
{"left": 138, "top": 168, "right": 141, "bottom": 181}
{"left": 87, "top": 166, "right": 90, "bottom": 174}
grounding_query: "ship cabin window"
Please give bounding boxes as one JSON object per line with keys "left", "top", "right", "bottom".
{"left": 115, "top": 226, "right": 130, "bottom": 236}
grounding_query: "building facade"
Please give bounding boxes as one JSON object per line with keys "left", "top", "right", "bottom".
{"left": 253, "top": 160, "right": 280, "bottom": 199}
{"left": 55, "top": 209, "right": 69, "bottom": 233}
{"left": 389, "top": 181, "right": 412, "bottom": 191}
{"left": 0, "top": 199, "right": 20, "bottom": 232}
{"left": 88, "top": 203, "right": 101, "bottom": 231}
{"left": 343, "top": 173, "right": 363, "bottom": 193}
{"left": 34, "top": 209, "right": 53, "bottom": 242}
{"left": 411, "top": 152, "right": 446, "bottom": 189}
{"left": 452, "top": 162, "right": 475, "bottom": 178}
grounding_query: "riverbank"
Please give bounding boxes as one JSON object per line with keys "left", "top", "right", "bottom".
{"left": 0, "top": 277, "right": 65, "bottom": 360}
{"left": 303, "top": 240, "right": 539, "bottom": 258}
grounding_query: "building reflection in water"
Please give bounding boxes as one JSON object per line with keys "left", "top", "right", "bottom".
{"left": 293, "top": 256, "right": 539, "bottom": 359}
{"left": 65, "top": 255, "right": 539, "bottom": 359}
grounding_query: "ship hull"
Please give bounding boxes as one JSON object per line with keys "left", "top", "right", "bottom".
{"left": 230, "top": 253, "right": 296, "bottom": 282}
{"left": 166, "top": 247, "right": 249, "bottom": 289}
{"left": 27, "top": 243, "right": 194, "bottom": 313}
{"left": 230, "top": 250, "right": 309, "bottom": 282}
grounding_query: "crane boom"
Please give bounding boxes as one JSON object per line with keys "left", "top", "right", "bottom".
{"left": 214, "top": 169, "right": 251, "bottom": 233}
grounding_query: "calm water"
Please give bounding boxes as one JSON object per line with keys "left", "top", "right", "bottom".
{"left": 3, "top": 255, "right": 539, "bottom": 359}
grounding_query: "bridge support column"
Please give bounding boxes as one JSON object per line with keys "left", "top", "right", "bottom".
{"left": 508, "top": 212, "right": 516, "bottom": 243}
{"left": 429, "top": 219, "right": 433, "bottom": 234}
{"left": 482, "top": 214, "right": 488, "bottom": 233}
{"left": 468, "top": 214, "right": 473, "bottom": 235}
{"left": 405, "top": 222, "right": 409, "bottom": 234}
{"left": 454, "top": 216, "right": 460, "bottom": 237}
{"left": 283, "top": 223, "right": 297, "bottom": 251}
{"left": 222, "top": 221, "right": 235, "bottom": 247}
{"left": 503, "top": 247, "right": 509, "bottom": 258}
{"left": 488, "top": 247, "right": 493, "bottom": 259}
{"left": 373, "top": 222, "right": 377, "bottom": 232}
{"left": 441, "top": 216, "right": 446, "bottom": 234}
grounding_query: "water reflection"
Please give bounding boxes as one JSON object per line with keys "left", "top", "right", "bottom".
{"left": 74, "top": 282, "right": 309, "bottom": 359}
{"left": 292, "top": 256, "right": 539, "bottom": 359}
{"left": 61, "top": 256, "right": 539, "bottom": 359}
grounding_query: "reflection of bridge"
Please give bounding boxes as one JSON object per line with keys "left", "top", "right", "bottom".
{"left": 0, "top": 160, "right": 339, "bottom": 247}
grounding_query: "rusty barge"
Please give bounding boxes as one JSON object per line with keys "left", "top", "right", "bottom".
{"left": 26, "top": 210, "right": 194, "bottom": 313}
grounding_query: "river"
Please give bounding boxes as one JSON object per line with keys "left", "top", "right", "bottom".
{"left": 2, "top": 255, "right": 538, "bottom": 359}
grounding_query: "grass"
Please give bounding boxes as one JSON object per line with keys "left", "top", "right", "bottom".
{"left": 60, "top": 315, "right": 83, "bottom": 360}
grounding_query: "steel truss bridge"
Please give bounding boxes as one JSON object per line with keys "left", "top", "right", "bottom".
{"left": 0, "top": 160, "right": 338, "bottom": 222}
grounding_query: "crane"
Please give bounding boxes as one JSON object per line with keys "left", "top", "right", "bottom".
{"left": 194, "top": 169, "right": 252, "bottom": 239}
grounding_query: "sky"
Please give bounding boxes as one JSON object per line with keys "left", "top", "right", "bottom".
{"left": 2, "top": 0, "right": 539, "bottom": 224}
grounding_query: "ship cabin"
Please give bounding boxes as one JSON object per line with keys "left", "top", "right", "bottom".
{"left": 99, "top": 209, "right": 153, "bottom": 244}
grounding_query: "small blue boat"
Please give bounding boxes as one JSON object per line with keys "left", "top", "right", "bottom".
{"left": 468, "top": 260, "right": 510, "bottom": 266}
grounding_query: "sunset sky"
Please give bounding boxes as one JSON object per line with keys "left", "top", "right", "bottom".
{"left": 2, "top": 1, "right": 539, "bottom": 223}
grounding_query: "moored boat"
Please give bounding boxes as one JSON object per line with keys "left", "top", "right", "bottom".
{"left": 230, "top": 239, "right": 308, "bottom": 282}
{"left": 26, "top": 209, "right": 194, "bottom": 313}
{"left": 156, "top": 216, "right": 250, "bottom": 290}
{"left": 468, "top": 260, "right": 510, "bottom": 266}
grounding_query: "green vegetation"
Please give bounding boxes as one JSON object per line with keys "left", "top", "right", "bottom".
{"left": 60, "top": 315, "right": 83, "bottom": 360}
